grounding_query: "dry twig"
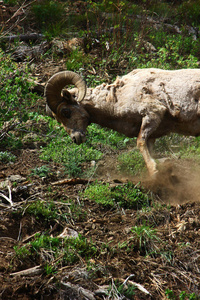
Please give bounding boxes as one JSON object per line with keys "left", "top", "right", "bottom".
{"left": 0, "top": 186, "right": 13, "bottom": 206}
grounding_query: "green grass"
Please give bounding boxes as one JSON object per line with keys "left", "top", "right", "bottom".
{"left": 31, "top": 165, "right": 50, "bottom": 178}
{"left": 83, "top": 182, "right": 151, "bottom": 208}
{"left": 31, "top": 0, "right": 65, "bottom": 37}
{"left": 0, "top": 50, "right": 37, "bottom": 126}
{"left": 25, "top": 200, "right": 58, "bottom": 221}
{"left": 131, "top": 224, "right": 161, "bottom": 255}
{"left": 117, "top": 148, "right": 146, "bottom": 176}
{"left": 39, "top": 123, "right": 132, "bottom": 178}
{"left": 14, "top": 232, "right": 98, "bottom": 273}
{"left": 0, "top": 151, "right": 16, "bottom": 163}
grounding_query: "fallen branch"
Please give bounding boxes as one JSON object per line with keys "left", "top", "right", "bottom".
{"left": 51, "top": 178, "right": 90, "bottom": 186}
{"left": 0, "top": 120, "right": 21, "bottom": 141}
{"left": 0, "top": 186, "right": 13, "bottom": 207}
{"left": 117, "top": 277, "right": 152, "bottom": 296}
{"left": 60, "top": 281, "right": 96, "bottom": 300}
{"left": 10, "top": 265, "right": 42, "bottom": 277}
{"left": 1, "top": 33, "right": 44, "bottom": 42}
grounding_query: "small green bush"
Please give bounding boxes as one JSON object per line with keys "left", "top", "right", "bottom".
{"left": 31, "top": 0, "right": 65, "bottom": 37}
{"left": 117, "top": 149, "right": 145, "bottom": 176}
{"left": 0, "top": 151, "right": 16, "bottom": 163}
{"left": 14, "top": 233, "right": 98, "bottom": 269}
{"left": 31, "top": 165, "right": 50, "bottom": 178}
{"left": 83, "top": 182, "right": 151, "bottom": 208}
{"left": 131, "top": 224, "right": 160, "bottom": 255}
{"left": 0, "top": 49, "right": 37, "bottom": 144}
{"left": 25, "top": 200, "right": 58, "bottom": 221}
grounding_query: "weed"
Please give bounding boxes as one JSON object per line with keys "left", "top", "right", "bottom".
{"left": 13, "top": 245, "right": 31, "bottom": 258}
{"left": 87, "top": 124, "right": 133, "bottom": 150}
{"left": 0, "top": 49, "right": 37, "bottom": 148}
{"left": 0, "top": 151, "right": 16, "bottom": 163}
{"left": 65, "top": 49, "right": 89, "bottom": 71}
{"left": 83, "top": 182, "right": 151, "bottom": 208}
{"left": 117, "top": 282, "right": 136, "bottom": 298}
{"left": 31, "top": 165, "right": 50, "bottom": 178}
{"left": 160, "top": 250, "right": 174, "bottom": 265}
{"left": 117, "top": 149, "right": 146, "bottom": 175}
{"left": 40, "top": 136, "right": 102, "bottom": 178}
{"left": 31, "top": 0, "right": 65, "bottom": 37}
{"left": 165, "top": 289, "right": 176, "bottom": 300}
{"left": 1, "top": 135, "right": 23, "bottom": 150}
{"left": 14, "top": 233, "right": 98, "bottom": 271}
{"left": 165, "top": 289, "right": 199, "bottom": 300}
{"left": 31, "top": 234, "right": 60, "bottom": 252}
{"left": 25, "top": 200, "right": 58, "bottom": 221}
{"left": 131, "top": 224, "right": 161, "bottom": 255}
{"left": 84, "top": 182, "right": 114, "bottom": 206}
{"left": 44, "top": 263, "right": 57, "bottom": 275}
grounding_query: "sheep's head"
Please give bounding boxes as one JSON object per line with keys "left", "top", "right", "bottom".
{"left": 45, "top": 71, "right": 89, "bottom": 144}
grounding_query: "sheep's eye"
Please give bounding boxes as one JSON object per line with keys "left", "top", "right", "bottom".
{"left": 61, "top": 108, "right": 71, "bottom": 119}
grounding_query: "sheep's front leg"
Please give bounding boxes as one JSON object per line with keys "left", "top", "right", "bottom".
{"left": 137, "top": 112, "right": 165, "bottom": 176}
{"left": 137, "top": 133, "right": 157, "bottom": 176}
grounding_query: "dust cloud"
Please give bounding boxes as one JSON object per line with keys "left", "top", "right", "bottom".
{"left": 142, "top": 160, "right": 200, "bottom": 205}
{"left": 96, "top": 157, "right": 200, "bottom": 205}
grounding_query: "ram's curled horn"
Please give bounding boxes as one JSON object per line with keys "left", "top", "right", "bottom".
{"left": 44, "top": 71, "right": 87, "bottom": 114}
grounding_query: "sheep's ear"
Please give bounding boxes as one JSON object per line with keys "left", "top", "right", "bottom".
{"left": 62, "top": 90, "right": 72, "bottom": 101}
{"left": 62, "top": 89, "right": 77, "bottom": 104}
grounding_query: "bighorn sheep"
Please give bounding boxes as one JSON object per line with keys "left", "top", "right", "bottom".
{"left": 45, "top": 68, "right": 200, "bottom": 176}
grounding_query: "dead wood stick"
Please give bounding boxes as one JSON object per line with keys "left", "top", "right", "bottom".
{"left": 0, "top": 121, "right": 21, "bottom": 140}
{"left": 5, "top": 0, "right": 36, "bottom": 25}
{"left": 10, "top": 265, "right": 42, "bottom": 277}
{"left": 51, "top": 178, "right": 90, "bottom": 186}
{"left": 116, "top": 277, "right": 152, "bottom": 296}
{"left": 60, "top": 281, "right": 95, "bottom": 300}
{"left": 0, "top": 186, "right": 13, "bottom": 206}
{"left": 1, "top": 33, "right": 44, "bottom": 42}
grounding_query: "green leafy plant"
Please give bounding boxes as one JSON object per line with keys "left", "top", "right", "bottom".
{"left": 0, "top": 49, "right": 37, "bottom": 150}
{"left": 165, "top": 289, "right": 198, "bottom": 300}
{"left": 116, "top": 282, "right": 136, "bottom": 298}
{"left": 31, "top": 0, "right": 65, "bottom": 37}
{"left": 25, "top": 200, "right": 58, "bottom": 221}
{"left": 83, "top": 182, "right": 151, "bottom": 208}
{"left": 13, "top": 245, "right": 31, "bottom": 259}
{"left": 0, "top": 50, "right": 37, "bottom": 125}
{"left": 1, "top": 135, "right": 23, "bottom": 150}
{"left": 40, "top": 123, "right": 131, "bottom": 178}
{"left": 117, "top": 149, "right": 146, "bottom": 175}
{"left": 31, "top": 165, "right": 50, "bottom": 178}
{"left": 87, "top": 124, "right": 132, "bottom": 150}
{"left": 0, "top": 151, "right": 16, "bottom": 163}
{"left": 14, "top": 233, "right": 98, "bottom": 271}
{"left": 131, "top": 224, "right": 160, "bottom": 255}
{"left": 44, "top": 263, "right": 57, "bottom": 275}
{"left": 40, "top": 135, "right": 102, "bottom": 178}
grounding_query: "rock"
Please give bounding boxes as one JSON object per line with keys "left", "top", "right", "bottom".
{"left": 7, "top": 175, "right": 26, "bottom": 183}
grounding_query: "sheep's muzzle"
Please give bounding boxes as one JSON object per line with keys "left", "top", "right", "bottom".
{"left": 71, "top": 130, "right": 86, "bottom": 145}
